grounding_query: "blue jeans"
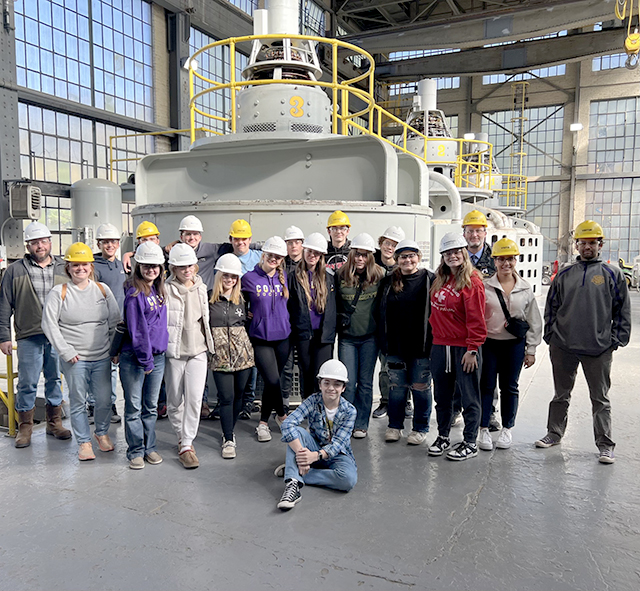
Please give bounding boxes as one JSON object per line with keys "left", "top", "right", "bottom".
{"left": 387, "top": 355, "right": 432, "bottom": 432}
{"left": 87, "top": 362, "right": 118, "bottom": 407}
{"left": 61, "top": 357, "right": 112, "bottom": 444}
{"left": 16, "top": 334, "right": 62, "bottom": 412}
{"left": 284, "top": 427, "right": 357, "bottom": 491}
{"left": 120, "top": 351, "right": 165, "bottom": 460}
{"left": 480, "top": 338, "right": 526, "bottom": 429}
{"left": 338, "top": 335, "right": 378, "bottom": 431}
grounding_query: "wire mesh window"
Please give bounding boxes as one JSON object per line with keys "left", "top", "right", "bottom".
{"left": 38, "top": 196, "right": 73, "bottom": 257}
{"left": 14, "top": 0, "right": 154, "bottom": 123}
{"left": 585, "top": 177, "right": 640, "bottom": 264}
{"left": 588, "top": 98, "right": 640, "bottom": 174}
{"left": 481, "top": 106, "right": 565, "bottom": 177}
{"left": 300, "top": 0, "right": 325, "bottom": 36}
{"left": 523, "top": 180, "right": 562, "bottom": 263}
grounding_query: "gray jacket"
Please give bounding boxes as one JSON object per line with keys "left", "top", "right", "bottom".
{"left": 543, "top": 256, "right": 631, "bottom": 356}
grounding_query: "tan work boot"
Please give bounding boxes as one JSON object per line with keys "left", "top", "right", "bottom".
{"left": 45, "top": 404, "right": 72, "bottom": 440}
{"left": 15, "top": 408, "right": 35, "bottom": 448}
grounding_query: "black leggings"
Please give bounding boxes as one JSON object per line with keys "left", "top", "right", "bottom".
{"left": 297, "top": 330, "right": 333, "bottom": 399}
{"left": 213, "top": 368, "right": 252, "bottom": 441}
{"left": 252, "top": 338, "right": 290, "bottom": 422}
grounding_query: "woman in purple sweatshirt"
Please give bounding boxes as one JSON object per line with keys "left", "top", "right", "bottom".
{"left": 118, "top": 242, "right": 169, "bottom": 470}
{"left": 241, "top": 236, "right": 291, "bottom": 443}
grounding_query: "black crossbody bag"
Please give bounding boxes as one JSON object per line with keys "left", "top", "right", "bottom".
{"left": 337, "top": 284, "right": 363, "bottom": 331}
{"left": 494, "top": 287, "right": 529, "bottom": 340}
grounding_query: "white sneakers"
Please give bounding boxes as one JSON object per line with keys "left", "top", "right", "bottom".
{"left": 256, "top": 423, "right": 272, "bottom": 442}
{"left": 407, "top": 431, "right": 428, "bottom": 445}
{"left": 352, "top": 429, "right": 367, "bottom": 439}
{"left": 496, "top": 428, "right": 512, "bottom": 449}
{"left": 384, "top": 428, "right": 403, "bottom": 442}
{"left": 478, "top": 428, "right": 493, "bottom": 451}
{"left": 222, "top": 437, "right": 237, "bottom": 459}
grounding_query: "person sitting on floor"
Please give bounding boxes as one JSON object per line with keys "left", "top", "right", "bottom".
{"left": 275, "top": 359, "right": 357, "bottom": 511}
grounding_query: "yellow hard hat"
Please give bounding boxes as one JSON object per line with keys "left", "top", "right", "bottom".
{"left": 491, "top": 238, "right": 520, "bottom": 257}
{"left": 229, "top": 219, "right": 252, "bottom": 238}
{"left": 574, "top": 220, "right": 604, "bottom": 240}
{"left": 136, "top": 221, "right": 159, "bottom": 239}
{"left": 327, "top": 210, "right": 351, "bottom": 228}
{"left": 64, "top": 242, "right": 94, "bottom": 263}
{"left": 462, "top": 210, "right": 488, "bottom": 227}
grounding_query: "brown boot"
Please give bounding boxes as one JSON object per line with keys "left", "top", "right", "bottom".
{"left": 45, "top": 404, "right": 72, "bottom": 440}
{"left": 15, "top": 408, "right": 35, "bottom": 448}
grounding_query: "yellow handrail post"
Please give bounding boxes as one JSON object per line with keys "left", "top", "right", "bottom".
{"left": 7, "top": 353, "right": 15, "bottom": 437}
{"left": 189, "top": 67, "right": 195, "bottom": 144}
{"left": 331, "top": 41, "right": 338, "bottom": 135}
{"left": 230, "top": 40, "right": 237, "bottom": 134}
{"left": 341, "top": 88, "right": 348, "bottom": 135}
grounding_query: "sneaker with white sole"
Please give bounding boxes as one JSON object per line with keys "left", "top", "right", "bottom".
{"left": 407, "top": 431, "right": 428, "bottom": 445}
{"left": 535, "top": 434, "right": 561, "bottom": 448}
{"left": 274, "top": 463, "right": 286, "bottom": 478}
{"left": 446, "top": 441, "right": 478, "bottom": 461}
{"left": 221, "top": 436, "right": 237, "bottom": 459}
{"left": 372, "top": 403, "right": 387, "bottom": 419}
{"left": 478, "top": 428, "right": 493, "bottom": 451}
{"left": 144, "top": 451, "right": 163, "bottom": 465}
{"left": 598, "top": 448, "right": 615, "bottom": 464}
{"left": 256, "top": 423, "right": 272, "bottom": 442}
{"left": 450, "top": 411, "right": 463, "bottom": 428}
{"left": 496, "top": 428, "right": 512, "bottom": 449}
{"left": 129, "top": 456, "right": 145, "bottom": 470}
{"left": 352, "top": 429, "right": 367, "bottom": 439}
{"left": 277, "top": 479, "right": 302, "bottom": 510}
{"left": 427, "top": 435, "right": 451, "bottom": 456}
{"left": 275, "top": 414, "right": 288, "bottom": 430}
{"left": 385, "top": 428, "right": 403, "bottom": 442}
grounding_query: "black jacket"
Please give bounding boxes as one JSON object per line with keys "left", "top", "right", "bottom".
{"left": 288, "top": 270, "right": 337, "bottom": 344}
{"left": 470, "top": 243, "right": 496, "bottom": 277}
{"left": 326, "top": 240, "right": 351, "bottom": 274}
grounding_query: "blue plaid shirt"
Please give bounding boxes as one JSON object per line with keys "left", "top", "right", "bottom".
{"left": 281, "top": 393, "right": 356, "bottom": 461}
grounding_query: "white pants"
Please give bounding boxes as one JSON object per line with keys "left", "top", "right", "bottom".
{"left": 165, "top": 352, "right": 208, "bottom": 449}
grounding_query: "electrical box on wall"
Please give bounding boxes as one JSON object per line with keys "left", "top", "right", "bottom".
{"left": 9, "top": 183, "right": 42, "bottom": 220}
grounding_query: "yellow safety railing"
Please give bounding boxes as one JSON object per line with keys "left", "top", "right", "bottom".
{"left": 108, "top": 127, "right": 219, "bottom": 182}
{"left": 187, "top": 33, "right": 527, "bottom": 197}
{"left": 498, "top": 174, "right": 528, "bottom": 209}
{"left": 0, "top": 351, "right": 17, "bottom": 437}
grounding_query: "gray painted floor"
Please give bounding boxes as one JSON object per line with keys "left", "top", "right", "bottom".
{"left": 1, "top": 292, "right": 639, "bottom": 591}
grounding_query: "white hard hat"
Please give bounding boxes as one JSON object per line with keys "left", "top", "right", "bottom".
{"left": 317, "top": 359, "right": 349, "bottom": 383}
{"left": 302, "top": 232, "right": 328, "bottom": 254}
{"left": 394, "top": 239, "right": 421, "bottom": 255}
{"left": 24, "top": 221, "right": 51, "bottom": 242}
{"left": 215, "top": 253, "right": 243, "bottom": 276}
{"left": 350, "top": 233, "right": 376, "bottom": 253}
{"left": 381, "top": 226, "right": 405, "bottom": 243}
{"left": 439, "top": 232, "right": 468, "bottom": 254}
{"left": 179, "top": 215, "right": 203, "bottom": 233}
{"left": 96, "top": 223, "right": 120, "bottom": 240}
{"left": 262, "top": 236, "right": 287, "bottom": 257}
{"left": 284, "top": 226, "right": 305, "bottom": 241}
{"left": 134, "top": 241, "right": 165, "bottom": 265}
{"left": 168, "top": 243, "right": 198, "bottom": 266}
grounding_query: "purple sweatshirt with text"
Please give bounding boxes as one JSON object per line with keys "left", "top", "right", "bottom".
{"left": 241, "top": 265, "right": 291, "bottom": 342}
{"left": 122, "top": 286, "right": 168, "bottom": 371}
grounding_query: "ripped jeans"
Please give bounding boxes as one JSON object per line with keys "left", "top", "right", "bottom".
{"left": 387, "top": 355, "right": 432, "bottom": 432}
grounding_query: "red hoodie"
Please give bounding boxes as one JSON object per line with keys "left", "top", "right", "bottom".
{"left": 429, "top": 273, "right": 487, "bottom": 350}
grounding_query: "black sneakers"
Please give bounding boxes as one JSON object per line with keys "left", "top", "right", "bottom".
{"left": 446, "top": 441, "right": 478, "bottom": 461}
{"left": 87, "top": 404, "right": 95, "bottom": 425}
{"left": 427, "top": 436, "right": 451, "bottom": 456}
{"left": 277, "top": 479, "right": 302, "bottom": 511}
{"left": 372, "top": 403, "right": 388, "bottom": 419}
{"left": 111, "top": 404, "right": 121, "bottom": 424}
{"left": 488, "top": 413, "right": 502, "bottom": 432}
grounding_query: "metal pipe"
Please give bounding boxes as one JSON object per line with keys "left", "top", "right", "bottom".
{"left": 429, "top": 170, "right": 462, "bottom": 223}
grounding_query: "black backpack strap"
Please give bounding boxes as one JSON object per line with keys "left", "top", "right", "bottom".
{"left": 493, "top": 287, "right": 512, "bottom": 322}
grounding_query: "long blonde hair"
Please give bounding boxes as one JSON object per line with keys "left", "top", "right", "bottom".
{"left": 430, "top": 249, "right": 479, "bottom": 295}
{"left": 209, "top": 271, "right": 243, "bottom": 305}
{"left": 64, "top": 262, "right": 95, "bottom": 282}
{"left": 295, "top": 252, "right": 328, "bottom": 314}
{"left": 260, "top": 254, "right": 289, "bottom": 299}
{"left": 338, "top": 250, "right": 384, "bottom": 290}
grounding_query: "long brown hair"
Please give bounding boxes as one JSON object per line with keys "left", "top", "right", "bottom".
{"left": 209, "top": 271, "right": 243, "bottom": 306}
{"left": 430, "top": 249, "right": 479, "bottom": 295}
{"left": 295, "top": 252, "right": 328, "bottom": 314}
{"left": 125, "top": 262, "right": 166, "bottom": 300}
{"left": 338, "top": 250, "right": 384, "bottom": 289}
{"left": 260, "top": 254, "right": 289, "bottom": 299}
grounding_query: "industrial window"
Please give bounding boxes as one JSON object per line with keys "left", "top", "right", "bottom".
{"left": 38, "top": 196, "right": 73, "bottom": 257}
{"left": 14, "top": 0, "right": 154, "bottom": 123}
{"left": 388, "top": 49, "right": 460, "bottom": 92}
{"left": 227, "top": 0, "right": 258, "bottom": 15}
{"left": 481, "top": 106, "right": 565, "bottom": 177}
{"left": 585, "top": 177, "right": 640, "bottom": 264}
{"left": 482, "top": 66, "right": 566, "bottom": 86}
{"left": 588, "top": 98, "right": 640, "bottom": 174}
{"left": 300, "top": 0, "right": 325, "bottom": 36}
{"left": 522, "top": 180, "right": 562, "bottom": 263}
{"left": 592, "top": 23, "right": 627, "bottom": 70}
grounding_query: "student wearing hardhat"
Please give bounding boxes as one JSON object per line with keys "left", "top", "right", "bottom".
{"left": 428, "top": 232, "right": 487, "bottom": 462}
{"left": 0, "top": 221, "right": 71, "bottom": 448}
{"left": 326, "top": 210, "right": 352, "bottom": 273}
{"left": 276, "top": 359, "right": 357, "bottom": 511}
{"left": 119, "top": 241, "right": 169, "bottom": 470}
{"left": 164, "top": 243, "right": 215, "bottom": 470}
{"left": 535, "top": 221, "right": 631, "bottom": 464}
{"left": 208, "top": 253, "right": 255, "bottom": 459}
{"left": 42, "top": 242, "right": 121, "bottom": 462}
{"left": 477, "top": 238, "right": 542, "bottom": 452}
{"left": 288, "top": 232, "right": 337, "bottom": 400}
{"left": 375, "top": 240, "right": 434, "bottom": 446}
{"left": 229, "top": 219, "right": 262, "bottom": 275}
{"left": 241, "top": 236, "right": 291, "bottom": 443}
{"left": 335, "top": 233, "right": 385, "bottom": 438}
{"left": 122, "top": 221, "right": 164, "bottom": 272}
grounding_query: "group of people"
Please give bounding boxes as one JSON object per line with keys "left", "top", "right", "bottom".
{"left": 0, "top": 209, "right": 631, "bottom": 511}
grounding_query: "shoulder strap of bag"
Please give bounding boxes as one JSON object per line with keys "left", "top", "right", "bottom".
{"left": 345, "top": 282, "right": 363, "bottom": 318}
{"left": 61, "top": 283, "right": 67, "bottom": 302}
{"left": 493, "top": 287, "right": 512, "bottom": 322}
{"left": 95, "top": 281, "right": 107, "bottom": 299}
{"left": 61, "top": 281, "right": 106, "bottom": 302}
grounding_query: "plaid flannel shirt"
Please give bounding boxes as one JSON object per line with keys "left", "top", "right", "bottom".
{"left": 281, "top": 393, "right": 356, "bottom": 461}
{"left": 25, "top": 254, "right": 55, "bottom": 308}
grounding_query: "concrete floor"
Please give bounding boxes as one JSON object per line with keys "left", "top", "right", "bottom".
{"left": 1, "top": 291, "right": 639, "bottom": 591}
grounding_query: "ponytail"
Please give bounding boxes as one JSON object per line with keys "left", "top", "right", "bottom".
{"left": 277, "top": 261, "right": 289, "bottom": 300}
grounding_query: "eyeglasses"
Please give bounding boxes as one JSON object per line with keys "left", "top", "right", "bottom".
{"left": 442, "top": 248, "right": 463, "bottom": 256}
{"left": 398, "top": 253, "right": 419, "bottom": 260}
{"left": 28, "top": 238, "right": 51, "bottom": 247}
{"left": 265, "top": 253, "right": 283, "bottom": 262}
{"left": 576, "top": 240, "right": 600, "bottom": 247}
{"left": 305, "top": 250, "right": 321, "bottom": 258}
{"left": 495, "top": 256, "right": 517, "bottom": 263}
{"left": 353, "top": 252, "right": 369, "bottom": 259}
{"left": 464, "top": 228, "right": 486, "bottom": 235}
{"left": 329, "top": 226, "right": 349, "bottom": 232}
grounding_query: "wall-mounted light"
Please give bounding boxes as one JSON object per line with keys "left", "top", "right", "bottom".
{"left": 569, "top": 123, "right": 583, "bottom": 132}
{"left": 181, "top": 57, "right": 198, "bottom": 71}
{"left": 463, "top": 133, "right": 475, "bottom": 140}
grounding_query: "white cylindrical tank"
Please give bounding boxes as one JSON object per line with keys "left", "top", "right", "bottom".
{"left": 267, "top": 0, "right": 298, "bottom": 35}
{"left": 70, "top": 178, "right": 122, "bottom": 250}
{"left": 253, "top": 9, "right": 269, "bottom": 35}
{"left": 418, "top": 79, "right": 438, "bottom": 112}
